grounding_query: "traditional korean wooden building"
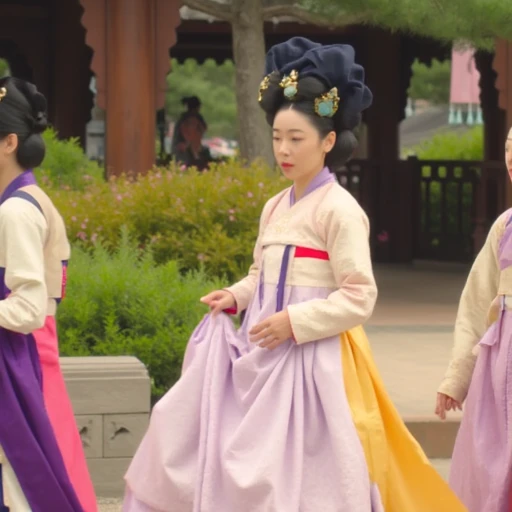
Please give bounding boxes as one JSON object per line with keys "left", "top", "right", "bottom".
{"left": 1, "top": 0, "right": 512, "bottom": 263}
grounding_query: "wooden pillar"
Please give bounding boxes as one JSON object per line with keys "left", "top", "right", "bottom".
{"left": 51, "top": 0, "right": 93, "bottom": 144}
{"left": 471, "top": 51, "right": 507, "bottom": 252}
{"left": 79, "top": 0, "right": 181, "bottom": 176}
{"left": 364, "top": 32, "right": 401, "bottom": 161}
{"left": 105, "top": 0, "right": 156, "bottom": 176}
{"left": 494, "top": 39, "right": 512, "bottom": 206}
{"left": 363, "top": 29, "right": 405, "bottom": 262}
{"left": 475, "top": 51, "right": 507, "bottom": 162}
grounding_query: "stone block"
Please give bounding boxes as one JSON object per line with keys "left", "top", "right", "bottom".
{"left": 61, "top": 356, "right": 151, "bottom": 415}
{"left": 87, "top": 457, "right": 131, "bottom": 498}
{"left": 61, "top": 355, "right": 152, "bottom": 497}
{"left": 76, "top": 414, "right": 103, "bottom": 459}
{"left": 103, "top": 413, "right": 148, "bottom": 458}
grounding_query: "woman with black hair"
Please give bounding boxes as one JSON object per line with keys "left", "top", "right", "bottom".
{"left": 123, "top": 39, "right": 465, "bottom": 512}
{"left": 0, "top": 77, "right": 96, "bottom": 511}
{"left": 172, "top": 114, "right": 213, "bottom": 171}
{"left": 170, "top": 95, "right": 208, "bottom": 157}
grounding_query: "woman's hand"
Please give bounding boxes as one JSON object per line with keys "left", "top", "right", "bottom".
{"left": 435, "top": 392, "right": 462, "bottom": 420}
{"left": 249, "top": 310, "right": 294, "bottom": 350}
{"left": 200, "top": 290, "right": 236, "bottom": 315}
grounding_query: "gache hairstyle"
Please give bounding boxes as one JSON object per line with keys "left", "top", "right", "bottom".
{"left": 259, "top": 73, "right": 360, "bottom": 168}
{"left": 259, "top": 38, "right": 373, "bottom": 169}
{"left": 0, "top": 77, "right": 48, "bottom": 169}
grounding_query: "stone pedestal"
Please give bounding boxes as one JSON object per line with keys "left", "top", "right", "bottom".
{"left": 61, "top": 356, "right": 151, "bottom": 497}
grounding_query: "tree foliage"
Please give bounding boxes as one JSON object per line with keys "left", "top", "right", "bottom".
{"left": 408, "top": 59, "right": 451, "bottom": 104}
{"left": 300, "top": 0, "right": 512, "bottom": 48}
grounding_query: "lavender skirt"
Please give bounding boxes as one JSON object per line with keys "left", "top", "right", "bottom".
{"left": 450, "top": 309, "right": 512, "bottom": 511}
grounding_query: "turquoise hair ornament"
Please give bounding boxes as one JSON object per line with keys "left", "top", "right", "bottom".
{"left": 280, "top": 70, "right": 299, "bottom": 99}
{"left": 314, "top": 87, "right": 340, "bottom": 118}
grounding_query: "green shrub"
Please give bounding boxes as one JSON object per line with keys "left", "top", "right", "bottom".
{"left": 58, "top": 231, "right": 227, "bottom": 399}
{"left": 404, "top": 125, "right": 484, "bottom": 160}
{"left": 46, "top": 161, "right": 285, "bottom": 280}
{"left": 36, "top": 128, "right": 104, "bottom": 189}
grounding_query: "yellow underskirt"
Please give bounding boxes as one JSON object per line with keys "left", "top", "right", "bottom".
{"left": 341, "top": 326, "right": 467, "bottom": 511}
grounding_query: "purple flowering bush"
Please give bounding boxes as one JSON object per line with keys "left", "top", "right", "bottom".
{"left": 46, "top": 161, "right": 285, "bottom": 281}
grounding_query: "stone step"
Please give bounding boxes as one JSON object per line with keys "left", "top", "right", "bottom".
{"left": 430, "top": 458, "right": 451, "bottom": 481}
{"left": 405, "top": 416, "right": 459, "bottom": 459}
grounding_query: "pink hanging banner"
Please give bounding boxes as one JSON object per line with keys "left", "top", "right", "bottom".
{"left": 450, "top": 48, "right": 481, "bottom": 105}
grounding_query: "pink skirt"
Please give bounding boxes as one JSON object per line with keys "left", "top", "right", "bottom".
{"left": 33, "top": 316, "right": 98, "bottom": 512}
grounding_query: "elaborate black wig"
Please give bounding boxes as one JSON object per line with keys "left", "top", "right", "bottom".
{"left": 0, "top": 77, "right": 48, "bottom": 169}
{"left": 259, "top": 38, "right": 372, "bottom": 168}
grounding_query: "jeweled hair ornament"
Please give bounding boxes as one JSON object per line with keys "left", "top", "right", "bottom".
{"left": 264, "top": 37, "right": 372, "bottom": 129}
{"left": 258, "top": 74, "right": 270, "bottom": 102}
{"left": 279, "top": 70, "right": 299, "bottom": 100}
{"left": 315, "top": 87, "right": 340, "bottom": 117}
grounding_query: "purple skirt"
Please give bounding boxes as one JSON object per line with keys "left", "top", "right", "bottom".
{"left": 450, "top": 309, "right": 512, "bottom": 511}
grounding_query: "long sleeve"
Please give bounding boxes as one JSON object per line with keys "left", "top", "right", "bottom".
{"left": 0, "top": 198, "right": 48, "bottom": 334}
{"left": 225, "top": 198, "right": 276, "bottom": 312}
{"left": 287, "top": 202, "right": 378, "bottom": 344}
{"left": 438, "top": 212, "right": 506, "bottom": 403}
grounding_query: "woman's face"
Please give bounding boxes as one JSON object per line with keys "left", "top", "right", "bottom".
{"left": 272, "top": 107, "right": 335, "bottom": 184}
{"left": 181, "top": 117, "right": 203, "bottom": 145}
{"left": 506, "top": 128, "right": 512, "bottom": 181}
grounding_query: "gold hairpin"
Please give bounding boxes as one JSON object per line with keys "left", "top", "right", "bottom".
{"left": 280, "top": 70, "right": 299, "bottom": 99}
{"left": 258, "top": 75, "right": 270, "bottom": 102}
{"left": 0, "top": 87, "right": 6, "bottom": 102}
{"left": 314, "top": 87, "right": 340, "bottom": 117}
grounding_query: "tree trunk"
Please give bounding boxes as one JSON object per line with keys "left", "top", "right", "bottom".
{"left": 231, "top": 0, "right": 274, "bottom": 167}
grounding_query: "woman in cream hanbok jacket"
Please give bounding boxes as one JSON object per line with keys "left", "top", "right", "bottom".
{"left": 124, "top": 38, "right": 466, "bottom": 512}
{"left": 437, "top": 127, "right": 512, "bottom": 512}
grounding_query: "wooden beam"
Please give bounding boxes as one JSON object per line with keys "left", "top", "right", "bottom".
{"left": 0, "top": 5, "right": 48, "bottom": 19}
{"left": 176, "top": 19, "right": 359, "bottom": 36}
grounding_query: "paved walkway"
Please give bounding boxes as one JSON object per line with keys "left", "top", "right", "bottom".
{"left": 97, "top": 262, "right": 468, "bottom": 509}
{"left": 368, "top": 263, "right": 468, "bottom": 419}
{"left": 97, "top": 461, "right": 453, "bottom": 511}
{"left": 98, "top": 461, "right": 452, "bottom": 512}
